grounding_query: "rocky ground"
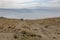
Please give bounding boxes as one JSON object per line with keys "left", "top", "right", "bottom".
{"left": 0, "top": 17, "right": 60, "bottom": 40}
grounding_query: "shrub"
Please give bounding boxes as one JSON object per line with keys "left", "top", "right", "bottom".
{"left": 0, "top": 16, "right": 4, "bottom": 19}
{"left": 20, "top": 18, "right": 24, "bottom": 21}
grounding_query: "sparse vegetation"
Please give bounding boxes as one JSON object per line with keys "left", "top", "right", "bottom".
{"left": 20, "top": 18, "right": 24, "bottom": 21}
{"left": 0, "top": 17, "right": 60, "bottom": 40}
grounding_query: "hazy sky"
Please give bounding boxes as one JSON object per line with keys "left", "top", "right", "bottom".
{"left": 0, "top": 0, "right": 60, "bottom": 8}
{"left": 0, "top": 0, "right": 60, "bottom": 19}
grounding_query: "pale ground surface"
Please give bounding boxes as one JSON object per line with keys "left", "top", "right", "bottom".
{"left": 0, "top": 17, "right": 60, "bottom": 40}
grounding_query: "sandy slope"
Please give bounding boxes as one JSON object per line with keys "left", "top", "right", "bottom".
{"left": 0, "top": 17, "right": 60, "bottom": 40}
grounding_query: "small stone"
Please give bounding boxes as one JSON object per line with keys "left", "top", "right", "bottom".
{"left": 45, "top": 26, "right": 48, "bottom": 28}
{"left": 53, "top": 37, "right": 56, "bottom": 39}
{"left": 57, "top": 33, "right": 60, "bottom": 34}
{"left": 14, "top": 35, "right": 18, "bottom": 39}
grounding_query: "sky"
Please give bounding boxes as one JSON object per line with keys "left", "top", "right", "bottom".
{"left": 0, "top": 0, "right": 60, "bottom": 19}
{"left": 0, "top": 0, "right": 60, "bottom": 8}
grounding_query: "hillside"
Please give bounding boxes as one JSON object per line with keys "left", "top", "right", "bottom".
{"left": 0, "top": 17, "right": 60, "bottom": 40}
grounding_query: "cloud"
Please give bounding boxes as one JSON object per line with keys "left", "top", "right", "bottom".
{"left": 48, "top": 0, "right": 60, "bottom": 7}
{"left": 0, "top": 0, "right": 33, "bottom": 8}
{"left": 30, "top": 0, "right": 60, "bottom": 7}
{"left": 0, "top": 0, "right": 60, "bottom": 8}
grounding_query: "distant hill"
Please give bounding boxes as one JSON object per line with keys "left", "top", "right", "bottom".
{"left": 0, "top": 7, "right": 60, "bottom": 13}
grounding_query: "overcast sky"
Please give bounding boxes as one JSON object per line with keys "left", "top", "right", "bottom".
{"left": 0, "top": 0, "right": 60, "bottom": 19}
{"left": 0, "top": 0, "right": 60, "bottom": 8}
